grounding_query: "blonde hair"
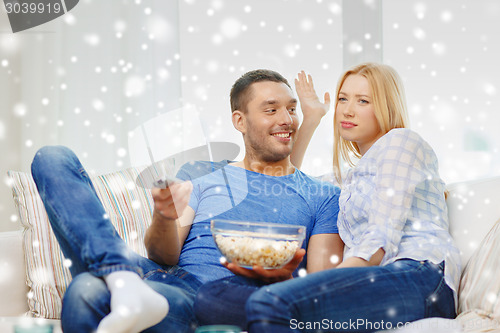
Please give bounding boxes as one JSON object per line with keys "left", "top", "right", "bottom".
{"left": 333, "top": 63, "right": 409, "bottom": 184}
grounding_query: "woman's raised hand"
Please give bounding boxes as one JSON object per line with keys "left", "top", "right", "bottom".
{"left": 295, "top": 70, "right": 331, "bottom": 124}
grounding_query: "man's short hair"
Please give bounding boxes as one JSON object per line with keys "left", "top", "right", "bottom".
{"left": 230, "top": 69, "right": 291, "bottom": 113}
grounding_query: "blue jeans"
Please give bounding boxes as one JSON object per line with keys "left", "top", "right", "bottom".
{"left": 195, "top": 275, "right": 266, "bottom": 330}
{"left": 31, "top": 146, "right": 202, "bottom": 333}
{"left": 246, "top": 259, "right": 456, "bottom": 332}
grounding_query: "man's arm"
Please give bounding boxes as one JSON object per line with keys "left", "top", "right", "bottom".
{"left": 306, "top": 233, "right": 344, "bottom": 273}
{"left": 144, "top": 182, "right": 194, "bottom": 266}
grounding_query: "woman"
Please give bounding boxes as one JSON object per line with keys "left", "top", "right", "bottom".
{"left": 245, "top": 62, "right": 461, "bottom": 332}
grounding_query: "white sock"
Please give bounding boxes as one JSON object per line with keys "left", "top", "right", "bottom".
{"left": 96, "top": 271, "right": 169, "bottom": 333}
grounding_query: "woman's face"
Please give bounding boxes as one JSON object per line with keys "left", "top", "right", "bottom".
{"left": 336, "top": 74, "right": 383, "bottom": 155}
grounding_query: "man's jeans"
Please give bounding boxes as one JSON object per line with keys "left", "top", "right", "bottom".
{"left": 31, "top": 146, "right": 202, "bottom": 333}
{"left": 196, "top": 260, "right": 455, "bottom": 332}
{"left": 195, "top": 275, "right": 266, "bottom": 329}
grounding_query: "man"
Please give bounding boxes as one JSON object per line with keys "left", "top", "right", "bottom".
{"left": 31, "top": 69, "right": 342, "bottom": 333}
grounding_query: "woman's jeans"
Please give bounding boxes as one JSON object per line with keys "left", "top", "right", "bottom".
{"left": 196, "top": 260, "right": 455, "bottom": 333}
{"left": 31, "top": 146, "right": 202, "bottom": 333}
{"left": 247, "top": 259, "right": 455, "bottom": 332}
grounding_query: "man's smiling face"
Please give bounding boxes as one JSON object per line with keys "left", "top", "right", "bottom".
{"left": 238, "top": 81, "right": 299, "bottom": 163}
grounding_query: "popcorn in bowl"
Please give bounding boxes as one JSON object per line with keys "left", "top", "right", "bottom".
{"left": 211, "top": 219, "right": 306, "bottom": 269}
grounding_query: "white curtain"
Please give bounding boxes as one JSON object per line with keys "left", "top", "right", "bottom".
{"left": 178, "top": 0, "right": 344, "bottom": 175}
{"left": 7, "top": 0, "right": 497, "bottom": 232}
{"left": 383, "top": 0, "right": 500, "bottom": 183}
{"left": 0, "top": 0, "right": 182, "bottom": 231}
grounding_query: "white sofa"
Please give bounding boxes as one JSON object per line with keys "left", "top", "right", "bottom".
{"left": 1, "top": 174, "right": 499, "bottom": 332}
{"left": 0, "top": 230, "right": 62, "bottom": 332}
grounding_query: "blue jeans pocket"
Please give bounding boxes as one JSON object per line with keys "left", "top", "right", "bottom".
{"left": 424, "top": 272, "right": 455, "bottom": 318}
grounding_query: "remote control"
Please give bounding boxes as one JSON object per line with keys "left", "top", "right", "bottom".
{"left": 153, "top": 175, "right": 181, "bottom": 189}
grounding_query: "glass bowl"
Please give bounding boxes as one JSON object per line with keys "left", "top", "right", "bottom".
{"left": 211, "top": 219, "right": 306, "bottom": 269}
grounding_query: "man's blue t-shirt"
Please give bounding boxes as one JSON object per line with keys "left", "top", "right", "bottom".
{"left": 176, "top": 161, "right": 340, "bottom": 283}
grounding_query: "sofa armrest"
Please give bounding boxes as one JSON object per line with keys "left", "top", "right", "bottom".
{"left": 0, "top": 230, "right": 29, "bottom": 316}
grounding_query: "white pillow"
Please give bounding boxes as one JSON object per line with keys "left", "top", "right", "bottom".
{"left": 456, "top": 219, "right": 500, "bottom": 331}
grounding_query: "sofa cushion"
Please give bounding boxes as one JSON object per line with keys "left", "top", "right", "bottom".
{"left": 0, "top": 230, "right": 29, "bottom": 316}
{"left": 7, "top": 168, "right": 154, "bottom": 319}
{"left": 446, "top": 176, "right": 500, "bottom": 269}
{"left": 456, "top": 218, "right": 500, "bottom": 328}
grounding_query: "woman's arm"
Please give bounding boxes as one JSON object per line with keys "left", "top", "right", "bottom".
{"left": 336, "top": 248, "right": 385, "bottom": 268}
{"left": 345, "top": 129, "right": 431, "bottom": 264}
{"left": 291, "top": 71, "right": 331, "bottom": 169}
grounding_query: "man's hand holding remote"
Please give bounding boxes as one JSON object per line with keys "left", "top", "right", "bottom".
{"left": 151, "top": 180, "right": 192, "bottom": 220}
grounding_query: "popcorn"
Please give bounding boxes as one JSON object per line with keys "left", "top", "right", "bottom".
{"left": 215, "top": 233, "right": 299, "bottom": 269}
